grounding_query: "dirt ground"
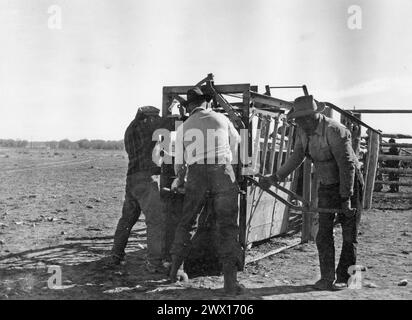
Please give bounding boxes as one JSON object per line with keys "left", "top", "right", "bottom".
{"left": 0, "top": 147, "right": 411, "bottom": 300}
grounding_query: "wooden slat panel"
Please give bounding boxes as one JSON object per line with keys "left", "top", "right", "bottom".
{"left": 379, "top": 155, "right": 412, "bottom": 161}
{"left": 260, "top": 116, "right": 271, "bottom": 175}
{"left": 251, "top": 117, "right": 262, "bottom": 173}
{"left": 381, "top": 133, "right": 412, "bottom": 139}
{"left": 379, "top": 168, "right": 412, "bottom": 174}
{"left": 346, "top": 109, "right": 412, "bottom": 114}
{"left": 381, "top": 143, "right": 412, "bottom": 148}
{"left": 163, "top": 84, "right": 251, "bottom": 95}
{"left": 268, "top": 117, "right": 279, "bottom": 175}
{"left": 374, "top": 180, "right": 412, "bottom": 186}
{"left": 374, "top": 192, "right": 412, "bottom": 199}
{"left": 246, "top": 181, "right": 292, "bottom": 244}
{"left": 363, "top": 130, "right": 380, "bottom": 209}
{"left": 250, "top": 91, "right": 293, "bottom": 110}
{"left": 276, "top": 121, "right": 287, "bottom": 170}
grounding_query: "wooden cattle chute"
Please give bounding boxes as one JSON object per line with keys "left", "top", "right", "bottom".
{"left": 346, "top": 108, "right": 412, "bottom": 200}
{"left": 161, "top": 79, "right": 310, "bottom": 267}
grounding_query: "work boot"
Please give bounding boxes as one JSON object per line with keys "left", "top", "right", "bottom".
{"left": 145, "top": 261, "right": 168, "bottom": 274}
{"left": 103, "top": 254, "right": 125, "bottom": 269}
{"left": 333, "top": 281, "right": 348, "bottom": 290}
{"left": 223, "top": 263, "right": 245, "bottom": 295}
{"left": 168, "top": 255, "right": 187, "bottom": 283}
{"left": 313, "top": 279, "right": 334, "bottom": 291}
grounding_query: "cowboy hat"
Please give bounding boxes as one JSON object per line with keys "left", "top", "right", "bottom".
{"left": 287, "top": 95, "right": 325, "bottom": 120}
{"left": 181, "top": 86, "right": 207, "bottom": 106}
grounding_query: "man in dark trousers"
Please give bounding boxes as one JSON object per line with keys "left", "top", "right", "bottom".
{"left": 261, "top": 95, "right": 363, "bottom": 290}
{"left": 110, "top": 106, "right": 169, "bottom": 273}
{"left": 168, "top": 86, "right": 244, "bottom": 295}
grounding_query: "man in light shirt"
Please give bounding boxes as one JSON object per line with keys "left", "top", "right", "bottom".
{"left": 168, "top": 86, "right": 244, "bottom": 295}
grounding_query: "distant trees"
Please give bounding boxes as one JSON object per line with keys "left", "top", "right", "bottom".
{"left": 58, "top": 139, "right": 124, "bottom": 150}
{"left": 45, "top": 141, "right": 59, "bottom": 149}
{"left": 77, "top": 139, "right": 92, "bottom": 149}
{"left": 58, "top": 139, "right": 75, "bottom": 149}
{"left": 0, "top": 139, "right": 124, "bottom": 150}
{"left": 0, "top": 139, "right": 29, "bottom": 148}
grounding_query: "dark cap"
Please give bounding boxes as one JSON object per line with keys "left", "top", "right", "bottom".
{"left": 135, "top": 105, "right": 160, "bottom": 120}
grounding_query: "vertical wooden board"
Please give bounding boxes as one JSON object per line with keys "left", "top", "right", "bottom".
{"left": 270, "top": 181, "right": 292, "bottom": 235}
{"left": 276, "top": 122, "right": 287, "bottom": 170}
{"left": 245, "top": 181, "right": 292, "bottom": 244}
{"left": 364, "top": 131, "right": 380, "bottom": 209}
{"left": 362, "top": 129, "right": 372, "bottom": 207}
{"left": 261, "top": 117, "right": 271, "bottom": 175}
{"left": 268, "top": 117, "right": 280, "bottom": 175}
{"left": 238, "top": 88, "right": 250, "bottom": 269}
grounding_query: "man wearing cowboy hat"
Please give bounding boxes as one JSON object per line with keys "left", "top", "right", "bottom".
{"left": 261, "top": 95, "right": 363, "bottom": 291}
{"left": 168, "top": 86, "right": 244, "bottom": 295}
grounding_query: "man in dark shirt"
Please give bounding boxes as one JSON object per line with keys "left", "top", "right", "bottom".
{"left": 110, "top": 106, "right": 169, "bottom": 273}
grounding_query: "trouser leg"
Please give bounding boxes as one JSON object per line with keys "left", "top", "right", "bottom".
{"left": 316, "top": 212, "right": 336, "bottom": 282}
{"left": 213, "top": 189, "right": 242, "bottom": 267}
{"left": 210, "top": 163, "right": 244, "bottom": 294}
{"left": 136, "top": 174, "right": 166, "bottom": 265}
{"left": 112, "top": 191, "right": 141, "bottom": 259}
{"left": 316, "top": 184, "right": 340, "bottom": 282}
{"left": 170, "top": 187, "right": 207, "bottom": 260}
{"left": 336, "top": 211, "right": 358, "bottom": 282}
{"left": 336, "top": 189, "right": 361, "bottom": 283}
{"left": 164, "top": 195, "right": 184, "bottom": 262}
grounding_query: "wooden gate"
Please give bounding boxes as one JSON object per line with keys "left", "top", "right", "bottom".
{"left": 244, "top": 109, "right": 297, "bottom": 244}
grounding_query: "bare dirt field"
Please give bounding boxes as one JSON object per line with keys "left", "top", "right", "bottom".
{"left": 0, "top": 147, "right": 411, "bottom": 300}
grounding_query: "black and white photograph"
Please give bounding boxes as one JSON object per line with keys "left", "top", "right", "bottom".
{"left": 0, "top": 0, "right": 411, "bottom": 305}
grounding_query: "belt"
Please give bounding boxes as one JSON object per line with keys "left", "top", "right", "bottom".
{"left": 319, "top": 182, "right": 339, "bottom": 187}
{"left": 191, "top": 158, "right": 229, "bottom": 165}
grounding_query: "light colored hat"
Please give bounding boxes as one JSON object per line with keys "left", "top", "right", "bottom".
{"left": 287, "top": 95, "right": 324, "bottom": 120}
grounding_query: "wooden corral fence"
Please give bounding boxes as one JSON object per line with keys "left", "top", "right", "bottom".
{"left": 347, "top": 109, "right": 412, "bottom": 200}
{"left": 339, "top": 110, "right": 381, "bottom": 209}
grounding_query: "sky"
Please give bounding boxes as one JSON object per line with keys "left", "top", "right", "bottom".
{"left": 1, "top": 0, "right": 412, "bottom": 141}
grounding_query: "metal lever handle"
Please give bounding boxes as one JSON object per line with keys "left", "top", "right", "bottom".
{"left": 246, "top": 176, "right": 357, "bottom": 215}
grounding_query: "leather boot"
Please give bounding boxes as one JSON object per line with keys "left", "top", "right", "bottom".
{"left": 223, "top": 263, "right": 245, "bottom": 295}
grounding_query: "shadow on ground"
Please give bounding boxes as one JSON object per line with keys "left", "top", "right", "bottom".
{"left": 0, "top": 224, "right": 321, "bottom": 300}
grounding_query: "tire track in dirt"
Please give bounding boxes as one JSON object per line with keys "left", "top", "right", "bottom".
{"left": 0, "top": 158, "right": 95, "bottom": 173}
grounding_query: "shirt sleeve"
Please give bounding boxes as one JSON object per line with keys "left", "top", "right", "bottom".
{"left": 227, "top": 118, "right": 241, "bottom": 147}
{"left": 276, "top": 130, "right": 306, "bottom": 179}
{"left": 174, "top": 121, "right": 186, "bottom": 179}
{"left": 327, "top": 126, "right": 356, "bottom": 198}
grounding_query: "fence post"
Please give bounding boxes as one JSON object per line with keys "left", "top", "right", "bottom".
{"left": 363, "top": 130, "right": 380, "bottom": 209}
